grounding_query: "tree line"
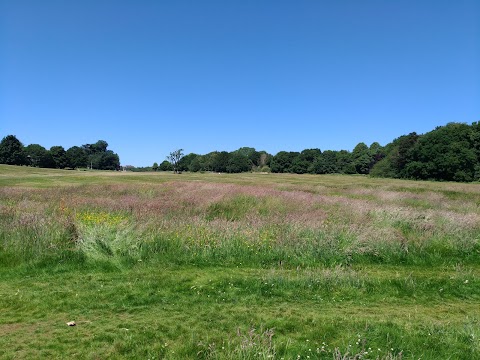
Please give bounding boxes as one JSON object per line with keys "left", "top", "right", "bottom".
{"left": 3, "top": 121, "right": 480, "bottom": 182}
{"left": 0, "top": 135, "right": 120, "bottom": 170}
{"left": 151, "top": 122, "right": 480, "bottom": 182}
{"left": 150, "top": 144, "right": 382, "bottom": 175}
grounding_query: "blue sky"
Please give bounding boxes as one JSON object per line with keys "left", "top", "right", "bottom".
{"left": 1, "top": 0, "right": 479, "bottom": 166}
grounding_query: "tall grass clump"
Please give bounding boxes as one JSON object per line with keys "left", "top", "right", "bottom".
{"left": 75, "top": 210, "right": 141, "bottom": 268}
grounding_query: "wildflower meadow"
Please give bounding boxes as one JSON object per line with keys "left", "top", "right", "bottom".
{"left": 1, "top": 165, "right": 479, "bottom": 359}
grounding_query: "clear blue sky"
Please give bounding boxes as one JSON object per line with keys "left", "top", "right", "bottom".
{"left": 1, "top": 0, "right": 479, "bottom": 166}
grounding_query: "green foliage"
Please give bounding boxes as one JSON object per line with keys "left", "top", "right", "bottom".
{"left": 167, "top": 149, "right": 184, "bottom": 173}
{"left": 82, "top": 140, "right": 121, "bottom": 170}
{"left": 94, "top": 150, "right": 120, "bottom": 170}
{"left": 177, "top": 153, "right": 198, "bottom": 172}
{"left": 371, "top": 133, "right": 417, "bottom": 178}
{"left": 352, "top": 142, "right": 371, "bottom": 174}
{"left": 312, "top": 150, "right": 339, "bottom": 174}
{"left": 471, "top": 121, "right": 480, "bottom": 162}
{"left": 24, "top": 144, "right": 55, "bottom": 168}
{"left": 295, "top": 148, "right": 322, "bottom": 174}
{"left": 211, "top": 151, "right": 231, "bottom": 172}
{"left": 370, "top": 157, "right": 396, "bottom": 178}
{"left": 231, "top": 147, "right": 262, "bottom": 170}
{"left": 370, "top": 141, "right": 385, "bottom": 163}
{"left": 0, "top": 136, "right": 120, "bottom": 171}
{"left": 90, "top": 140, "right": 109, "bottom": 153}
{"left": 270, "top": 151, "right": 298, "bottom": 173}
{"left": 159, "top": 160, "right": 174, "bottom": 171}
{"left": 232, "top": 146, "right": 256, "bottom": 158}
{"left": 180, "top": 148, "right": 271, "bottom": 173}
{"left": 0, "top": 135, "right": 27, "bottom": 165}
{"left": 372, "top": 123, "right": 480, "bottom": 182}
{"left": 188, "top": 156, "right": 203, "bottom": 172}
{"left": 226, "top": 153, "right": 251, "bottom": 173}
{"left": 50, "top": 145, "right": 68, "bottom": 169}
{"left": 66, "top": 146, "right": 88, "bottom": 168}
{"left": 408, "top": 123, "right": 477, "bottom": 181}
{"left": 336, "top": 150, "right": 355, "bottom": 174}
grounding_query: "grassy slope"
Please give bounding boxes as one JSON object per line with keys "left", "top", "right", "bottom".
{"left": 1, "top": 165, "right": 480, "bottom": 359}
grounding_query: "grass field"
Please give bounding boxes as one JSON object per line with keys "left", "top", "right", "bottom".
{"left": 1, "top": 165, "right": 480, "bottom": 359}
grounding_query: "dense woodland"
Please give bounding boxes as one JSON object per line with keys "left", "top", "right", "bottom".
{"left": 0, "top": 137, "right": 120, "bottom": 170}
{"left": 1, "top": 122, "right": 480, "bottom": 182}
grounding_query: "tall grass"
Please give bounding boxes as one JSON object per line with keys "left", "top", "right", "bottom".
{"left": 0, "top": 174, "right": 470, "bottom": 278}
{"left": 1, "top": 175, "right": 479, "bottom": 269}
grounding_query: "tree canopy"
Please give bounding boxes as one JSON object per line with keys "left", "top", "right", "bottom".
{"left": 167, "top": 149, "right": 184, "bottom": 174}
{"left": 0, "top": 135, "right": 27, "bottom": 165}
{"left": 371, "top": 123, "right": 480, "bottom": 182}
{"left": 0, "top": 136, "right": 120, "bottom": 171}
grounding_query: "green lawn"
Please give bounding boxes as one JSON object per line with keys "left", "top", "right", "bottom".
{"left": 1, "top": 165, "right": 479, "bottom": 359}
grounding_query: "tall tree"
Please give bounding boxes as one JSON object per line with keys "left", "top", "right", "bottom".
{"left": 167, "top": 149, "right": 184, "bottom": 174}
{"left": 90, "top": 140, "right": 108, "bottom": 153}
{"left": 299, "top": 148, "right": 322, "bottom": 173}
{"left": 211, "top": 151, "right": 230, "bottom": 172}
{"left": 232, "top": 147, "right": 258, "bottom": 169}
{"left": 50, "top": 146, "right": 68, "bottom": 169}
{"left": 393, "top": 132, "right": 419, "bottom": 176}
{"left": 370, "top": 133, "right": 418, "bottom": 178}
{"left": 312, "top": 150, "right": 338, "bottom": 174}
{"left": 369, "top": 142, "right": 385, "bottom": 170}
{"left": 352, "top": 142, "right": 371, "bottom": 174}
{"left": 178, "top": 153, "right": 198, "bottom": 172}
{"left": 226, "top": 153, "right": 251, "bottom": 173}
{"left": 336, "top": 150, "right": 355, "bottom": 174}
{"left": 81, "top": 140, "right": 120, "bottom": 170}
{"left": 24, "top": 144, "right": 54, "bottom": 168}
{"left": 66, "top": 146, "right": 88, "bottom": 169}
{"left": 0, "top": 135, "right": 27, "bottom": 165}
{"left": 97, "top": 150, "right": 120, "bottom": 171}
{"left": 270, "top": 151, "right": 298, "bottom": 173}
{"left": 406, "top": 123, "right": 476, "bottom": 181}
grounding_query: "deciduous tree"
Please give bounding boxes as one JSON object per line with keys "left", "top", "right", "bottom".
{"left": 167, "top": 149, "right": 184, "bottom": 174}
{"left": 159, "top": 160, "right": 173, "bottom": 171}
{"left": 66, "top": 146, "right": 88, "bottom": 169}
{"left": 0, "top": 135, "right": 27, "bottom": 165}
{"left": 50, "top": 146, "right": 68, "bottom": 169}
{"left": 24, "top": 144, "right": 54, "bottom": 168}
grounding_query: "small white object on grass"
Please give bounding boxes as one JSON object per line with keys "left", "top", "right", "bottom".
{"left": 67, "top": 321, "right": 76, "bottom": 326}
